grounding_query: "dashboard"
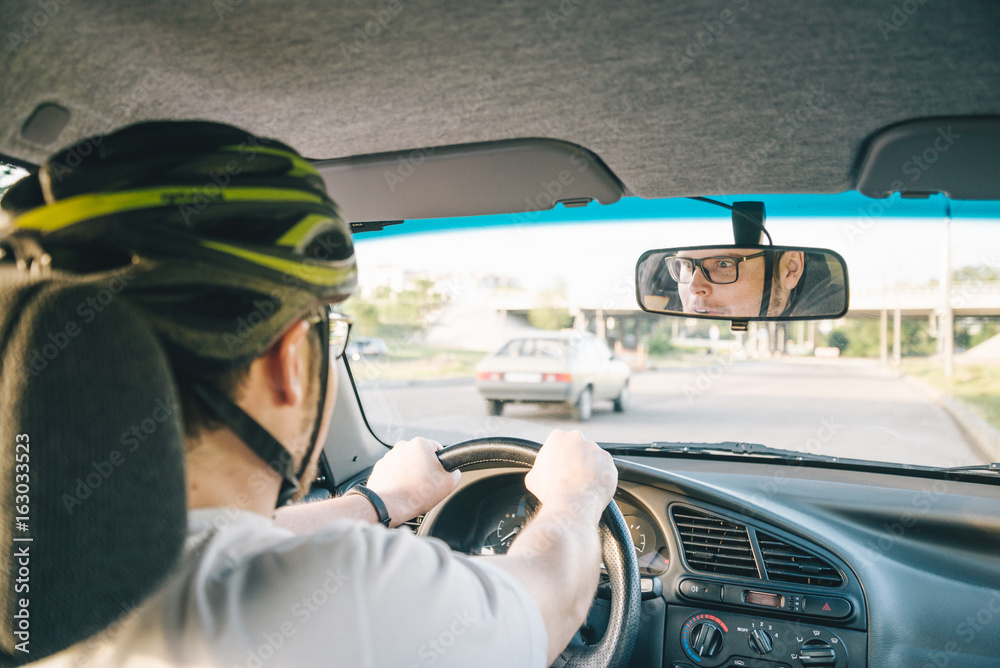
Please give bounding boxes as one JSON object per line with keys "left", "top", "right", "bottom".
{"left": 414, "top": 454, "right": 1000, "bottom": 668}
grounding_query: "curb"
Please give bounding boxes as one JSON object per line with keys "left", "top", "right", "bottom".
{"left": 903, "top": 375, "right": 1000, "bottom": 463}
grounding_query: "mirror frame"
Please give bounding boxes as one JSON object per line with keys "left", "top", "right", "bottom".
{"left": 634, "top": 244, "right": 851, "bottom": 322}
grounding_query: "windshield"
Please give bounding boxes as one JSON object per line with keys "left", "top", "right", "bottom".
{"left": 342, "top": 194, "right": 999, "bottom": 470}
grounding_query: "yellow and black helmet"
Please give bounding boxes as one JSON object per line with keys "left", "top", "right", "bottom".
{"left": 0, "top": 120, "right": 357, "bottom": 371}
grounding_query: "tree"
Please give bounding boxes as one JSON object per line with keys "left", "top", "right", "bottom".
{"left": 827, "top": 330, "right": 849, "bottom": 352}
{"left": 529, "top": 276, "right": 572, "bottom": 331}
{"left": 528, "top": 307, "right": 572, "bottom": 330}
{"left": 341, "top": 299, "right": 380, "bottom": 336}
{"left": 954, "top": 264, "right": 1000, "bottom": 282}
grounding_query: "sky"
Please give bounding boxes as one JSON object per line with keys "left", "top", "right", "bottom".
{"left": 353, "top": 216, "right": 1000, "bottom": 302}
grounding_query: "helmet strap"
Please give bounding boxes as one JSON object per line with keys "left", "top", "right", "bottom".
{"left": 189, "top": 382, "right": 301, "bottom": 504}
{"left": 759, "top": 251, "right": 775, "bottom": 318}
{"left": 191, "top": 312, "right": 331, "bottom": 509}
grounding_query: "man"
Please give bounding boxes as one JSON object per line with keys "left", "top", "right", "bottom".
{"left": 669, "top": 248, "right": 805, "bottom": 318}
{"left": 0, "top": 121, "right": 617, "bottom": 666}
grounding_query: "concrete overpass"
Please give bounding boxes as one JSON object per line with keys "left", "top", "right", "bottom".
{"left": 848, "top": 282, "right": 1000, "bottom": 317}
{"left": 487, "top": 281, "right": 1000, "bottom": 371}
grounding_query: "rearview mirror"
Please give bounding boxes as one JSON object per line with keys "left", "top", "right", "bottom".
{"left": 635, "top": 245, "right": 849, "bottom": 321}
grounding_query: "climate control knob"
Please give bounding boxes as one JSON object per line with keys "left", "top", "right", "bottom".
{"left": 689, "top": 621, "right": 725, "bottom": 657}
{"left": 799, "top": 638, "right": 837, "bottom": 667}
{"left": 748, "top": 628, "right": 773, "bottom": 654}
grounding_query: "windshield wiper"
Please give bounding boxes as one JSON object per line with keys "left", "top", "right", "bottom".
{"left": 603, "top": 441, "right": 843, "bottom": 463}
{"left": 605, "top": 443, "right": 1000, "bottom": 478}
{"left": 941, "top": 462, "right": 1000, "bottom": 475}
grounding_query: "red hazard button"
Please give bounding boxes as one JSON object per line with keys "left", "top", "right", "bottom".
{"left": 803, "top": 596, "right": 852, "bottom": 618}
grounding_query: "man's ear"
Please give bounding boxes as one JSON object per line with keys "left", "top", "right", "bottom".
{"left": 779, "top": 251, "right": 805, "bottom": 289}
{"left": 264, "top": 319, "right": 312, "bottom": 407}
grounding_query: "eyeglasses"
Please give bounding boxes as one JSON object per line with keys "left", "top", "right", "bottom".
{"left": 308, "top": 306, "right": 353, "bottom": 358}
{"left": 328, "top": 309, "right": 352, "bottom": 359}
{"left": 664, "top": 251, "right": 766, "bottom": 285}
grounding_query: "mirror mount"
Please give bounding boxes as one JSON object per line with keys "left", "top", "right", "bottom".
{"left": 731, "top": 201, "right": 767, "bottom": 246}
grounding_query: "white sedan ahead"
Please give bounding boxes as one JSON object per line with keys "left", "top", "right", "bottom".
{"left": 475, "top": 331, "right": 631, "bottom": 421}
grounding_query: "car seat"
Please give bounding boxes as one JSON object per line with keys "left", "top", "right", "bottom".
{"left": 0, "top": 267, "right": 187, "bottom": 665}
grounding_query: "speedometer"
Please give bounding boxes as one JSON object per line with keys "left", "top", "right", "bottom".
{"left": 480, "top": 498, "right": 531, "bottom": 555}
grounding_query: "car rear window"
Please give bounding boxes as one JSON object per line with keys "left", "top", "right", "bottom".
{"left": 496, "top": 339, "right": 570, "bottom": 358}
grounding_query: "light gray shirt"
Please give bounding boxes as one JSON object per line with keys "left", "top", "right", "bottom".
{"left": 39, "top": 507, "right": 548, "bottom": 667}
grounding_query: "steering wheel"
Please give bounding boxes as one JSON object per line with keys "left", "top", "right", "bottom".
{"left": 436, "top": 437, "right": 641, "bottom": 668}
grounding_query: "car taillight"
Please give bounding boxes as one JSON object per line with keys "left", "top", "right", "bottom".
{"left": 542, "top": 373, "right": 572, "bottom": 382}
{"left": 477, "top": 372, "right": 503, "bottom": 381}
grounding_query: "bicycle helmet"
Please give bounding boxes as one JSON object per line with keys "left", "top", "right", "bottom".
{"left": 0, "top": 120, "right": 358, "bottom": 506}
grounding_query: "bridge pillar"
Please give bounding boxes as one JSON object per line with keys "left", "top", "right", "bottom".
{"left": 892, "top": 308, "right": 901, "bottom": 367}
{"left": 880, "top": 309, "right": 889, "bottom": 365}
{"left": 942, "top": 309, "right": 954, "bottom": 379}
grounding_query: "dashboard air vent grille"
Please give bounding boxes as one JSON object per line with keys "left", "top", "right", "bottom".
{"left": 758, "top": 531, "right": 844, "bottom": 587}
{"left": 672, "top": 506, "right": 758, "bottom": 578}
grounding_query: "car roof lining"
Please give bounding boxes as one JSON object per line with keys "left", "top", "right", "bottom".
{"left": 1, "top": 0, "right": 999, "bottom": 204}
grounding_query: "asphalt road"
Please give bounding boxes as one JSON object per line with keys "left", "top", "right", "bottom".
{"left": 354, "top": 358, "right": 984, "bottom": 468}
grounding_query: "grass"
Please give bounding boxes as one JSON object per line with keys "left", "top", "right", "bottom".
{"left": 348, "top": 345, "right": 488, "bottom": 382}
{"left": 903, "top": 361, "right": 1000, "bottom": 430}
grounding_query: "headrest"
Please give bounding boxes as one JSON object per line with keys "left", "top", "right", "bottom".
{"left": 0, "top": 267, "right": 187, "bottom": 665}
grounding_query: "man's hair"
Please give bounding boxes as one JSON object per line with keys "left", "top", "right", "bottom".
{"left": 173, "top": 324, "right": 323, "bottom": 443}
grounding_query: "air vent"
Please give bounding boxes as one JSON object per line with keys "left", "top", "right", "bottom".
{"left": 401, "top": 514, "right": 424, "bottom": 534}
{"left": 672, "top": 506, "right": 759, "bottom": 578}
{"left": 757, "top": 532, "right": 844, "bottom": 588}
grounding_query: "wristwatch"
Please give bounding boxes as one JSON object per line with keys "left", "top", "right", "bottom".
{"left": 345, "top": 484, "right": 391, "bottom": 527}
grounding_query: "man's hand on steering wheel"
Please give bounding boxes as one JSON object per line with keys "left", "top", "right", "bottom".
{"left": 526, "top": 429, "right": 619, "bottom": 524}
{"left": 366, "top": 437, "right": 461, "bottom": 527}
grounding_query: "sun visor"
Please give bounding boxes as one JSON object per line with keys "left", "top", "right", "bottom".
{"left": 313, "top": 138, "right": 624, "bottom": 223}
{"left": 854, "top": 117, "right": 1000, "bottom": 200}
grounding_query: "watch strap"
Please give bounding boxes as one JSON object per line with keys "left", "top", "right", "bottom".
{"left": 346, "top": 485, "right": 391, "bottom": 527}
